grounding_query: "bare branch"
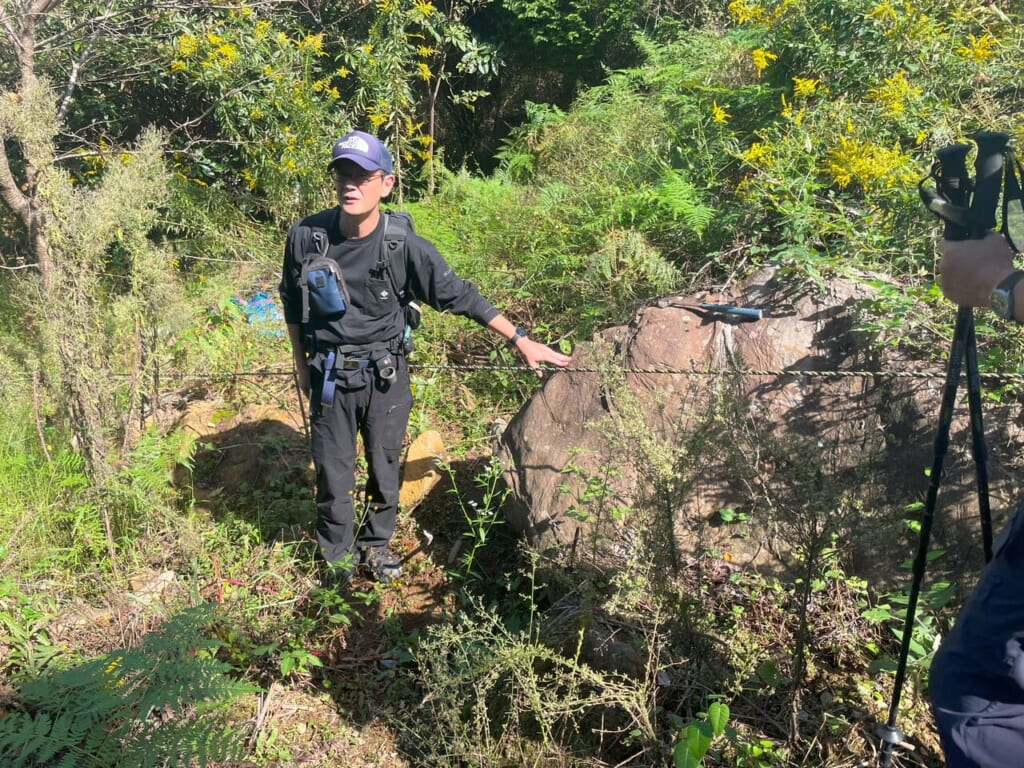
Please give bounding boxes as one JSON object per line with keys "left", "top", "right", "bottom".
{"left": 0, "top": 9, "right": 19, "bottom": 53}
{"left": 35, "top": 1, "right": 296, "bottom": 53}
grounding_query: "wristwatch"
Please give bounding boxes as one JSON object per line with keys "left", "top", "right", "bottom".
{"left": 990, "top": 270, "right": 1024, "bottom": 321}
{"left": 507, "top": 327, "right": 527, "bottom": 348}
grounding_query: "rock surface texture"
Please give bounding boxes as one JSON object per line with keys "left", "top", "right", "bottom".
{"left": 497, "top": 267, "right": 1024, "bottom": 585}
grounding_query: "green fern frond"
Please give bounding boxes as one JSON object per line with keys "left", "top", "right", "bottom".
{"left": 653, "top": 169, "right": 716, "bottom": 237}
{"left": 117, "top": 426, "right": 185, "bottom": 495}
{"left": 0, "top": 605, "right": 258, "bottom": 768}
{"left": 586, "top": 228, "right": 680, "bottom": 305}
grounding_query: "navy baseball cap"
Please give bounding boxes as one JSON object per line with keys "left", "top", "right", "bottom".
{"left": 328, "top": 131, "right": 393, "bottom": 174}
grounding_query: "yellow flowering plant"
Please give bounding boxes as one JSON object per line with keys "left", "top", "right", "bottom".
{"left": 164, "top": 10, "right": 348, "bottom": 221}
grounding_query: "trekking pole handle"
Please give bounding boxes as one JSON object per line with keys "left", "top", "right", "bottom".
{"left": 933, "top": 143, "right": 973, "bottom": 241}
{"left": 971, "top": 131, "right": 1010, "bottom": 235}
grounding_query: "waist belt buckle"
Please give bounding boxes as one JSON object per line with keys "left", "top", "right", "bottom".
{"left": 339, "top": 357, "right": 364, "bottom": 371}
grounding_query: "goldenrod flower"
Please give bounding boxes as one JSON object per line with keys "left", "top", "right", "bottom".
{"left": 792, "top": 77, "right": 818, "bottom": 98}
{"left": 779, "top": 94, "right": 806, "bottom": 125}
{"left": 751, "top": 48, "right": 777, "bottom": 74}
{"left": 742, "top": 141, "right": 771, "bottom": 166}
{"left": 823, "top": 135, "right": 915, "bottom": 190}
{"left": 867, "top": 71, "right": 921, "bottom": 117}
{"left": 728, "top": 0, "right": 765, "bottom": 24}
{"left": 711, "top": 100, "right": 731, "bottom": 124}
{"left": 216, "top": 43, "right": 238, "bottom": 65}
{"left": 956, "top": 33, "right": 998, "bottom": 63}
{"left": 299, "top": 34, "right": 325, "bottom": 55}
{"left": 175, "top": 33, "right": 199, "bottom": 58}
{"left": 867, "top": 2, "right": 898, "bottom": 22}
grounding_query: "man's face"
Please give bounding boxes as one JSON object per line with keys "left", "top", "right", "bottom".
{"left": 332, "top": 160, "right": 394, "bottom": 217}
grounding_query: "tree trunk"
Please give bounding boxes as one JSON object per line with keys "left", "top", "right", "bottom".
{"left": 1, "top": 2, "right": 109, "bottom": 483}
{"left": 0, "top": 1, "right": 55, "bottom": 289}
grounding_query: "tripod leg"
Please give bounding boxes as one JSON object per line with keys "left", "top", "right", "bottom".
{"left": 878, "top": 305, "right": 972, "bottom": 767}
{"left": 963, "top": 317, "right": 994, "bottom": 562}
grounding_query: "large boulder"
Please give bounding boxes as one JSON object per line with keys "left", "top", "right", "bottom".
{"left": 497, "top": 267, "right": 1024, "bottom": 584}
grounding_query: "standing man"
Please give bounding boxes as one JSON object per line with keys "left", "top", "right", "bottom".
{"left": 279, "top": 130, "right": 571, "bottom": 587}
{"left": 929, "top": 230, "right": 1024, "bottom": 766}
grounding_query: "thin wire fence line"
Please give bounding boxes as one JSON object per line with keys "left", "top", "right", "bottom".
{"left": 8, "top": 364, "right": 1024, "bottom": 383}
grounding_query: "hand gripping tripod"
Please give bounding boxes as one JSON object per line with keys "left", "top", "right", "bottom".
{"left": 876, "top": 131, "right": 1020, "bottom": 767}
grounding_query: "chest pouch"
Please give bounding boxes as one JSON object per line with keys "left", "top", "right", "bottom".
{"left": 301, "top": 257, "right": 351, "bottom": 321}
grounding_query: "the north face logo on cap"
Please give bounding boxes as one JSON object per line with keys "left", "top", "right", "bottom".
{"left": 329, "top": 130, "right": 393, "bottom": 173}
{"left": 338, "top": 136, "right": 371, "bottom": 154}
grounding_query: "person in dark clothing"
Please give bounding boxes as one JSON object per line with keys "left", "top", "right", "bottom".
{"left": 929, "top": 231, "right": 1024, "bottom": 767}
{"left": 279, "top": 130, "right": 571, "bottom": 586}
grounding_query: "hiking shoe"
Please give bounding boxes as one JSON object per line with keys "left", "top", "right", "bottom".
{"left": 360, "top": 546, "right": 402, "bottom": 584}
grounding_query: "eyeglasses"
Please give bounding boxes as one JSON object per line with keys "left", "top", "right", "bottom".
{"left": 331, "top": 169, "right": 384, "bottom": 186}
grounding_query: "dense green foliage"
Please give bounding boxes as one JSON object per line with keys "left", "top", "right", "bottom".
{"left": 2, "top": 0, "right": 1024, "bottom": 766}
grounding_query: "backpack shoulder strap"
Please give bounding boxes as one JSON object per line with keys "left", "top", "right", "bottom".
{"left": 381, "top": 210, "right": 411, "bottom": 304}
{"left": 296, "top": 209, "right": 337, "bottom": 269}
{"left": 298, "top": 209, "right": 337, "bottom": 324}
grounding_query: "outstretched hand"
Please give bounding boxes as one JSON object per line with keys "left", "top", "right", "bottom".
{"left": 514, "top": 337, "right": 572, "bottom": 378}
